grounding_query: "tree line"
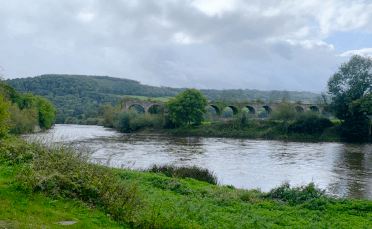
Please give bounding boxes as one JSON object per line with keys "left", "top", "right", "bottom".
{"left": 7, "top": 74, "right": 320, "bottom": 123}
{"left": 0, "top": 82, "right": 56, "bottom": 135}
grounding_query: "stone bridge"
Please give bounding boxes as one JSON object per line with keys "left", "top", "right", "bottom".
{"left": 123, "top": 101, "right": 163, "bottom": 113}
{"left": 122, "top": 100, "right": 323, "bottom": 117}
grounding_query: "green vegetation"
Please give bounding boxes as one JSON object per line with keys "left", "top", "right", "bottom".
{"left": 0, "top": 83, "right": 56, "bottom": 135}
{"left": 327, "top": 55, "right": 372, "bottom": 142}
{"left": 2, "top": 136, "right": 372, "bottom": 228}
{"left": 142, "top": 164, "right": 218, "bottom": 185}
{"left": 167, "top": 89, "right": 209, "bottom": 128}
{"left": 7, "top": 74, "right": 321, "bottom": 123}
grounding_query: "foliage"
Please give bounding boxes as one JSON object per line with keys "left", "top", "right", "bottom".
{"left": 288, "top": 111, "right": 334, "bottom": 135}
{"left": 270, "top": 101, "right": 296, "bottom": 134}
{"left": 340, "top": 114, "right": 370, "bottom": 143}
{"left": 7, "top": 74, "right": 320, "bottom": 123}
{"left": 264, "top": 182, "right": 326, "bottom": 205}
{"left": 0, "top": 93, "right": 10, "bottom": 137}
{"left": 100, "top": 104, "right": 121, "bottom": 128}
{"left": 35, "top": 96, "right": 56, "bottom": 129}
{"left": 7, "top": 104, "right": 38, "bottom": 134}
{"left": 327, "top": 55, "right": 372, "bottom": 120}
{"left": 0, "top": 137, "right": 142, "bottom": 223}
{"left": 349, "top": 92, "right": 372, "bottom": 137}
{"left": 144, "top": 164, "right": 218, "bottom": 185}
{"left": 167, "top": 89, "right": 208, "bottom": 127}
{"left": 327, "top": 55, "right": 372, "bottom": 142}
{"left": 0, "top": 83, "right": 56, "bottom": 134}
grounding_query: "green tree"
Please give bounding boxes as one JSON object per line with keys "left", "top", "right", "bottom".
{"left": 36, "top": 96, "right": 56, "bottom": 129}
{"left": 349, "top": 92, "right": 372, "bottom": 138}
{"left": 167, "top": 89, "right": 208, "bottom": 128}
{"left": 327, "top": 55, "right": 372, "bottom": 120}
{"left": 327, "top": 55, "right": 372, "bottom": 142}
{"left": 270, "top": 101, "right": 296, "bottom": 134}
{"left": 0, "top": 93, "right": 10, "bottom": 137}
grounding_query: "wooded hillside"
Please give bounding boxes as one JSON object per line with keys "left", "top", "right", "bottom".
{"left": 7, "top": 74, "right": 320, "bottom": 123}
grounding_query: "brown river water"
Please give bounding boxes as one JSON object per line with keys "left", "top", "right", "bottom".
{"left": 27, "top": 124, "right": 372, "bottom": 199}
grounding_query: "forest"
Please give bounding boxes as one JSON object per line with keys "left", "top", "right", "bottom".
{"left": 7, "top": 74, "right": 320, "bottom": 123}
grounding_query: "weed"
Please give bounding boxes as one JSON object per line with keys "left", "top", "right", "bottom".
{"left": 143, "top": 164, "right": 219, "bottom": 185}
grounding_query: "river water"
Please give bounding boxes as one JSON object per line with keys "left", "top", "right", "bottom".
{"left": 28, "top": 124, "right": 372, "bottom": 199}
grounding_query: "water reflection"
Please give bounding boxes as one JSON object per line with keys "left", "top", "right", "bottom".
{"left": 27, "top": 124, "right": 372, "bottom": 199}
{"left": 329, "top": 144, "right": 372, "bottom": 199}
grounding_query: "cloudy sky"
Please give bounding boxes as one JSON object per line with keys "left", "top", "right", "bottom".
{"left": 1, "top": 0, "right": 372, "bottom": 92}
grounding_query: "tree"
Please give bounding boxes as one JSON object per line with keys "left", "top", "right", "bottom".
{"left": 327, "top": 55, "right": 372, "bottom": 142}
{"left": 167, "top": 89, "right": 208, "bottom": 128}
{"left": 349, "top": 92, "right": 372, "bottom": 138}
{"left": 36, "top": 96, "right": 56, "bottom": 129}
{"left": 0, "top": 93, "right": 10, "bottom": 137}
{"left": 327, "top": 55, "right": 372, "bottom": 120}
{"left": 270, "top": 101, "right": 296, "bottom": 134}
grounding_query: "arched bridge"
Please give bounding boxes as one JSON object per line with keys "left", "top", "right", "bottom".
{"left": 123, "top": 101, "right": 163, "bottom": 114}
{"left": 122, "top": 101, "right": 323, "bottom": 117}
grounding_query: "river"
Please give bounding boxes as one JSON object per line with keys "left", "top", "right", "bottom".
{"left": 27, "top": 124, "right": 372, "bottom": 199}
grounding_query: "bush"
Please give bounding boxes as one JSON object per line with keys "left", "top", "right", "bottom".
{"left": 113, "top": 111, "right": 163, "bottom": 133}
{"left": 7, "top": 104, "right": 38, "bottom": 134}
{"left": 264, "top": 182, "right": 326, "bottom": 205}
{"left": 144, "top": 164, "right": 219, "bottom": 185}
{"left": 340, "top": 114, "right": 370, "bottom": 143}
{"left": 113, "top": 110, "right": 138, "bottom": 132}
{"left": 288, "top": 112, "right": 334, "bottom": 135}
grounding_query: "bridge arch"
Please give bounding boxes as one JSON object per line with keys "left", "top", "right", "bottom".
{"left": 129, "top": 104, "right": 145, "bottom": 113}
{"left": 227, "top": 105, "right": 239, "bottom": 115}
{"left": 295, "top": 105, "right": 304, "bottom": 113}
{"left": 308, "top": 106, "right": 320, "bottom": 113}
{"left": 244, "top": 105, "right": 256, "bottom": 114}
{"left": 148, "top": 104, "right": 161, "bottom": 114}
{"left": 208, "top": 104, "right": 221, "bottom": 116}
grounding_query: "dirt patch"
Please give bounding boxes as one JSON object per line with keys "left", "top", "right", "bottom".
{"left": 0, "top": 220, "right": 15, "bottom": 229}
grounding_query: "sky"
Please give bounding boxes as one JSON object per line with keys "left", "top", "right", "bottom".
{"left": 1, "top": 0, "right": 372, "bottom": 93}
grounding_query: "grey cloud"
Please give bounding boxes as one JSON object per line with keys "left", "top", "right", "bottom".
{"left": 0, "top": 0, "right": 366, "bottom": 93}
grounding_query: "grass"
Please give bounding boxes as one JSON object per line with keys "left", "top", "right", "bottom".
{"left": 2, "top": 135, "right": 372, "bottom": 228}
{"left": 0, "top": 164, "right": 124, "bottom": 228}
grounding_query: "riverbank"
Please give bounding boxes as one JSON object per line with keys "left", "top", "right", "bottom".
{"left": 2, "top": 136, "right": 372, "bottom": 228}
{"left": 168, "top": 120, "right": 342, "bottom": 142}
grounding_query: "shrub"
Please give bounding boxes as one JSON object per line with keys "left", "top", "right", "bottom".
{"left": 7, "top": 104, "right": 38, "bottom": 134}
{"left": 144, "top": 164, "right": 219, "bottom": 185}
{"left": 264, "top": 182, "right": 326, "bottom": 205}
{"left": 340, "top": 114, "right": 370, "bottom": 143}
{"left": 289, "top": 112, "right": 334, "bottom": 135}
{"left": 113, "top": 110, "right": 138, "bottom": 132}
{"left": 114, "top": 111, "right": 163, "bottom": 133}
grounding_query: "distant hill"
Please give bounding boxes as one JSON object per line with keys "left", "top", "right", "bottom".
{"left": 7, "top": 74, "right": 320, "bottom": 123}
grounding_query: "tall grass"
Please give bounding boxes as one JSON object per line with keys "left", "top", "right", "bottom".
{"left": 0, "top": 137, "right": 142, "bottom": 223}
{"left": 143, "top": 164, "right": 219, "bottom": 185}
{"left": 264, "top": 182, "right": 326, "bottom": 204}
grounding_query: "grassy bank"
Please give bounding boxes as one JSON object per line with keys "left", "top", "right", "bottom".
{"left": 2, "top": 136, "right": 372, "bottom": 228}
{"left": 169, "top": 119, "right": 341, "bottom": 142}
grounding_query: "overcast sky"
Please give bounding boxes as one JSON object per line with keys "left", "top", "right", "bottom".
{"left": 1, "top": 0, "right": 372, "bottom": 92}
